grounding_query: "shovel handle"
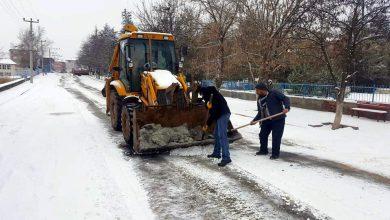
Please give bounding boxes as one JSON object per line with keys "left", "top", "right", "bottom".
{"left": 231, "top": 112, "right": 285, "bottom": 131}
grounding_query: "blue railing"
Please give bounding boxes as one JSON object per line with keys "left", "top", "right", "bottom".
{"left": 208, "top": 80, "right": 390, "bottom": 103}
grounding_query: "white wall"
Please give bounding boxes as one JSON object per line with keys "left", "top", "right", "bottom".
{"left": 0, "top": 64, "right": 16, "bottom": 77}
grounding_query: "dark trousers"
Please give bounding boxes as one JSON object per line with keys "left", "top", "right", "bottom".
{"left": 259, "top": 118, "right": 285, "bottom": 157}
{"left": 213, "top": 113, "right": 231, "bottom": 161}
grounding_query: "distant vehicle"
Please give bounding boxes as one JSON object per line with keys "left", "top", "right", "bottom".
{"left": 72, "top": 69, "right": 89, "bottom": 76}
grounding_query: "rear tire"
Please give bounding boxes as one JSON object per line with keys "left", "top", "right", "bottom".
{"left": 110, "top": 90, "right": 122, "bottom": 131}
{"left": 121, "top": 106, "right": 133, "bottom": 146}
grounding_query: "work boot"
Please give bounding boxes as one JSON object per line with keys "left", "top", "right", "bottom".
{"left": 270, "top": 155, "right": 279, "bottom": 160}
{"left": 207, "top": 154, "right": 221, "bottom": 159}
{"left": 256, "top": 151, "right": 268, "bottom": 156}
{"left": 218, "top": 159, "right": 232, "bottom": 167}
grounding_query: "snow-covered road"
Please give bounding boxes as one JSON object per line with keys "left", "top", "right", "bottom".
{"left": 1, "top": 73, "right": 389, "bottom": 220}
{"left": 0, "top": 75, "right": 153, "bottom": 219}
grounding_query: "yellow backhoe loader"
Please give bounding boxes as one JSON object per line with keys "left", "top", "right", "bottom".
{"left": 103, "top": 24, "right": 241, "bottom": 154}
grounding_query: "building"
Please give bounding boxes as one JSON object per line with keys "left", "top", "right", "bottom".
{"left": 52, "top": 61, "right": 66, "bottom": 73}
{"left": 65, "top": 60, "right": 76, "bottom": 73}
{"left": 0, "top": 58, "right": 17, "bottom": 77}
{"left": 9, "top": 48, "right": 38, "bottom": 69}
{"left": 43, "top": 57, "right": 54, "bottom": 73}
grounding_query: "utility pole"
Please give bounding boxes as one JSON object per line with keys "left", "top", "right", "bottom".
{"left": 40, "top": 40, "right": 46, "bottom": 75}
{"left": 23, "top": 17, "right": 39, "bottom": 83}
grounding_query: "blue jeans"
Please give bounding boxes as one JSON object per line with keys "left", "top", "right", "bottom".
{"left": 213, "top": 113, "right": 231, "bottom": 161}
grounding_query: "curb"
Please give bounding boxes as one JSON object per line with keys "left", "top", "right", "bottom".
{"left": 0, "top": 78, "right": 29, "bottom": 92}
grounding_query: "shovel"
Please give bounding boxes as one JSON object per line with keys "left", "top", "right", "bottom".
{"left": 230, "top": 112, "right": 286, "bottom": 131}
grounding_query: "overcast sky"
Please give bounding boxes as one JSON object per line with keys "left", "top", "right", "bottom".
{"left": 0, "top": 0, "right": 145, "bottom": 60}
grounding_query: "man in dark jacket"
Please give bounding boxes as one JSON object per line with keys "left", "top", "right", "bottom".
{"left": 200, "top": 86, "right": 232, "bottom": 167}
{"left": 251, "top": 83, "right": 290, "bottom": 159}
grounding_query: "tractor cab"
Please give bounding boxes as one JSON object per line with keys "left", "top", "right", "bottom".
{"left": 113, "top": 25, "right": 179, "bottom": 94}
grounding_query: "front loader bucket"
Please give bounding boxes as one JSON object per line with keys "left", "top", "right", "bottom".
{"left": 130, "top": 104, "right": 242, "bottom": 154}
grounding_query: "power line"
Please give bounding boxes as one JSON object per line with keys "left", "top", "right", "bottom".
{"left": 14, "top": 0, "right": 30, "bottom": 18}
{"left": 6, "top": 0, "right": 23, "bottom": 17}
{"left": 0, "top": 0, "right": 20, "bottom": 24}
{"left": 3, "top": 0, "right": 22, "bottom": 18}
{"left": 25, "top": 0, "right": 38, "bottom": 18}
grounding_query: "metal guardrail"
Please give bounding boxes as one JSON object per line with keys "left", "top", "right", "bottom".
{"left": 204, "top": 80, "right": 390, "bottom": 103}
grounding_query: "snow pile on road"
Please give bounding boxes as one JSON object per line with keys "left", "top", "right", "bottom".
{"left": 139, "top": 123, "right": 203, "bottom": 149}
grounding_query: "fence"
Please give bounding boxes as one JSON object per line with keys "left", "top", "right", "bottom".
{"left": 211, "top": 80, "right": 390, "bottom": 103}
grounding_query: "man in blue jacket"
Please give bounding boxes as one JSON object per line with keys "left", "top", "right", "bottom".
{"left": 251, "top": 83, "right": 290, "bottom": 159}
{"left": 200, "top": 86, "right": 232, "bottom": 167}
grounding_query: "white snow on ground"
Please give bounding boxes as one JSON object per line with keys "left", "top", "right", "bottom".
{"left": 4, "top": 74, "right": 388, "bottom": 220}
{"left": 224, "top": 98, "right": 390, "bottom": 219}
{"left": 346, "top": 92, "right": 390, "bottom": 103}
{"left": 0, "top": 78, "right": 24, "bottom": 89}
{"left": 78, "top": 76, "right": 390, "bottom": 178}
{"left": 78, "top": 75, "right": 390, "bottom": 219}
{"left": 176, "top": 100, "right": 390, "bottom": 219}
{"left": 226, "top": 97, "right": 390, "bottom": 177}
{"left": 0, "top": 74, "right": 154, "bottom": 220}
{"left": 78, "top": 75, "right": 106, "bottom": 91}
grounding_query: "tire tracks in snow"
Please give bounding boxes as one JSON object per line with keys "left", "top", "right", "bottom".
{"left": 64, "top": 74, "right": 327, "bottom": 219}
{"left": 135, "top": 155, "right": 320, "bottom": 219}
{"left": 233, "top": 116, "right": 390, "bottom": 188}
{"left": 170, "top": 156, "right": 323, "bottom": 219}
{"left": 242, "top": 142, "right": 390, "bottom": 188}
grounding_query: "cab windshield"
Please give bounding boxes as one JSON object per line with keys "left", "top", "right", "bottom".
{"left": 151, "top": 40, "right": 176, "bottom": 73}
{"left": 128, "top": 39, "right": 176, "bottom": 74}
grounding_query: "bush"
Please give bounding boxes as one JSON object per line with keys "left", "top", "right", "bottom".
{"left": 0, "top": 77, "right": 14, "bottom": 84}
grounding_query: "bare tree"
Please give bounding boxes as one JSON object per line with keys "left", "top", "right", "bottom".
{"left": 136, "top": 0, "right": 202, "bottom": 47}
{"left": 294, "top": 1, "right": 340, "bottom": 84}
{"left": 13, "top": 26, "right": 52, "bottom": 68}
{"left": 77, "top": 24, "right": 117, "bottom": 75}
{"left": 299, "top": 0, "right": 389, "bottom": 129}
{"left": 192, "top": 0, "right": 240, "bottom": 87}
{"left": 236, "top": 0, "right": 316, "bottom": 82}
{"left": 0, "top": 47, "right": 5, "bottom": 58}
{"left": 16, "top": 26, "right": 51, "bottom": 52}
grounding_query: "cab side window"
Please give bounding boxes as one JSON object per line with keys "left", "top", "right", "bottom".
{"left": 119, "top": 41, "right": 130, "bottom": 90}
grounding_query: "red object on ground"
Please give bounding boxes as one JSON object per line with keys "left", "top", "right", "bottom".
{"left": 351, "top": 102, "right": 390, "bottom": 121}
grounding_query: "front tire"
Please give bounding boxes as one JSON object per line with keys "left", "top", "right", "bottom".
{"left": 121, "top": 105, "right": 133, "bottom": 146}
{"left": 110, "top": 90, "right": 122, "bottom": 131}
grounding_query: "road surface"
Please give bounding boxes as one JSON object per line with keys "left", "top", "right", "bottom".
{"left": 0, "top": 74, "right": 389, "bottom": 220}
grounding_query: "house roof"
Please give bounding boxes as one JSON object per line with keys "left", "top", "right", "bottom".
{"left": 0, "top": 58, "right": 17, "bottom": 65}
